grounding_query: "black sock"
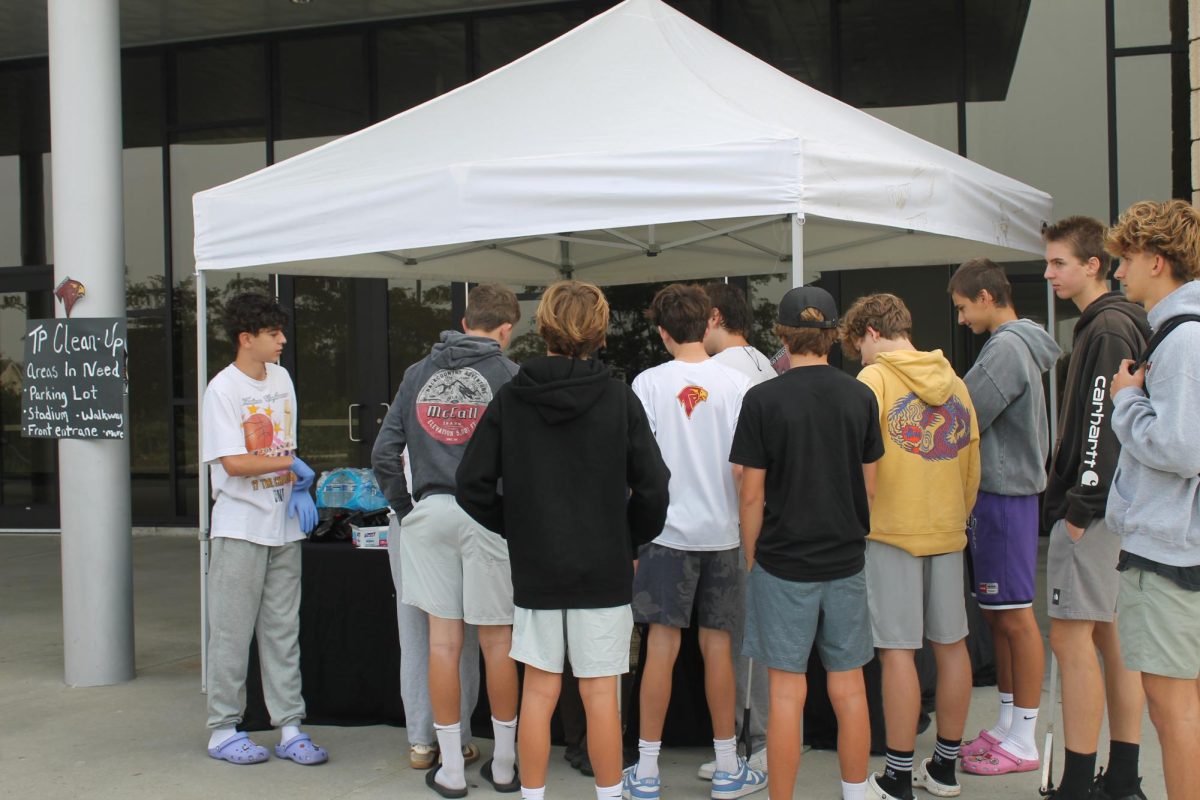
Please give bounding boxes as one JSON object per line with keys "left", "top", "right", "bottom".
{"left": 926, "top": 736, "right": 959, "bottom": 786}
{"left": 878, "top": 748, "right": 914, "bottom": 798}
{"left": 1060, "top": 749, "right": 1098, "bottom": 800}
{"left": 1104, "top": 740, "right": 1141, "bottom": 796}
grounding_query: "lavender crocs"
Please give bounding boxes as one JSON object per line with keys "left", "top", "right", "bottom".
{"left": 208, "top": 731, "right": 269, "bottom": 765}
{"left": 275, "top": 732, "right": 328, "bottom": 765}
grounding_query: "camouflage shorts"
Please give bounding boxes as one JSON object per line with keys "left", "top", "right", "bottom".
{"left": 632, "top": 543, "right": 743, "bottom": 632}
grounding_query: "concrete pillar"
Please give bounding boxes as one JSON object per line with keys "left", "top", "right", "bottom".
{"left": 47, "top": 0, "right": 134, "bottom": 686}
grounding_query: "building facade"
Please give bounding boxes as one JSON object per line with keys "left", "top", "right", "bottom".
{"left": 0, "top": 0, "right": 1188, "bottom": 529}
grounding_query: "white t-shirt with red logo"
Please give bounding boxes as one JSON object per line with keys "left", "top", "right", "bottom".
{"left": 632, "top": 358, "right": 750, "bottom": 551}
{"left": 202, "top": 363, "right": 304, "bottom": 546}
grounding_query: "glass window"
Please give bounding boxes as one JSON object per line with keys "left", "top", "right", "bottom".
{"left": 475, "top": 7, "right": 598, "bottom": 76}
{"left": 837, "top": 265, "right": 955, "bottom": 372}
{"left": 0, "top": 156, "right": 18, "bottom": 265}
{"left": 0, "top": 63, "right": 50, "bottom": 157}
{"left": 124, "top": 147, "right": 170, "bottom": 519}
{"left": 0, "top": 287, "right": 57, "bottom": 516}
{"left": 376, "top": 23, "right": 469, "bottom": 119}
{"left": 387, "top": 278, "right": 453, "bottom": 386}
{"left": 718, "top": 0, "right": 831, "bottom": 92}
{"left": 175, "top": 404, "right": 198, "bottom": 518}
{"left": 175, "top": 43, "right": 267, "bottom": 128}
{"left": 278, "top": 34, "right": 370, "bottom": 140}
{"left": 666, "top": 0, "right": 712, "bottom": 26}
{"left": 122, "top": 52, "right": 164, "bottom": 149}
{"left": 1115, "top": 54, "right": 1172, "bottom": 213}
{"left": 169, "top": 140, "right": 269, "bottom": 401}
{"left": 744, "top": 273, "right": 789, "bottom": 357}
{"left": 838, "top": 1, "right": 957, "bottom": 107}
{"left": 292, "top": 276, "right": 355, "bottom": 474}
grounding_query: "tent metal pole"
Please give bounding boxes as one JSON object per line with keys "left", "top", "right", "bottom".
{"left": 196, "top": 268, "right": 210, "bottom": 693}
{"left": 1046, "top": 279, "right": 1059, "bottom": 449}
{"left": 791, "top": 213, "right": 805, "bottom": 287}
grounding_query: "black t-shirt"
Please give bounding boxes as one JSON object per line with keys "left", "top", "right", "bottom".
{"left": 729, "top": 364, "right": 884, "bottom": 582}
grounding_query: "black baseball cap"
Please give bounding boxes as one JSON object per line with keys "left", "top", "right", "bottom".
{"left": 777, "top": 286, "right": 838, "bottom": 328}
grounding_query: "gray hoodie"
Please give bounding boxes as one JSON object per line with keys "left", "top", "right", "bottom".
{"left": 1107, "top": 280, "right": 1200, "bottom": 567}
{"left": 964, "top": 319, "right": 1061, "bottom": 495}
{"left": 371, "top": 331, "right": 518, "bottom": 514}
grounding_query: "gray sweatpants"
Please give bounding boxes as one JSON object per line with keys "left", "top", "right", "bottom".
{"left": 206, "top": 537, "right": 305, "bottom": 730}
{"left": 389, "top": 515, "right": 480, "bottom": 747}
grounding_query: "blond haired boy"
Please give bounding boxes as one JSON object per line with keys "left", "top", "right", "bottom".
{"left": 456, "top": 280, "right": 670, "bottom": 800}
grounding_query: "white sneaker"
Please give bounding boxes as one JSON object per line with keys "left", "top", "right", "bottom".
{"left": 698, "top": 749, "right": 767, "bottom": 781}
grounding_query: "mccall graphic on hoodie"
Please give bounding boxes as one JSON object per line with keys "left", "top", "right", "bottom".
{"left": 415, "top": 367, "right": 493, "bottom": 444}
{"left": 372, "top": 331, "right": 518, "bottom": 514}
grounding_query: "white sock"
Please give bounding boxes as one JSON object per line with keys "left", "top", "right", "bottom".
{"left": 521, "top": 787, "right": 545, "bottom": 800}
{"left": 842, "top": 779, "right": 868, "bottom": 800}
{"left": 1002, "top": 705, "right": 1039, "bottom": 759}
{"left": 491, "top": 715, "right": 518, "bottom": 784}
{"left": 434, "top": 722, "right": 466, "bottom": 789}
{"left": 987, "top": 692, "right": 1014, "bottom": 740}
{"left": 636, "top": 738, "right": 661, "bottom": 780}
{"left": 208, "top": 726, "right": 237, "bottom": 750}
{"left": 596, "top": 781, "right": 623, "bottom": 799}
{"left": 281, "top": 724, "right": 301, "bottom": 744}
{"left": 714, "top": 736, "right": 739, "bottom": 774}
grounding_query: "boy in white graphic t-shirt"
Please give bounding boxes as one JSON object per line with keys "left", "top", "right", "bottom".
{"left": 624, "top": 284, "right": 766, "bottom": 800}
{"left": 201, "top": 293, "right": 325, "bottom": 766}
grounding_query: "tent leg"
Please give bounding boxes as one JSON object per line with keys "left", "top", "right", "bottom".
{"left": 197, "top": 269, "right": 210, "bottom": 694}
{"left": 1046, "top": 279, "right": 1059, "bottom": 448}
{"left": 791, "top": 213, "right": 805, "bottom": 287}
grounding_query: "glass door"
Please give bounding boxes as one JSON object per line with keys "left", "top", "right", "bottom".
{"left": 0, "top": 266, "right": 57, "bottom": 529}
{"left": 287, "top": 277, "right": 394, "bottom": 475}
{"left": 286, "top": 275, "right": 460, "bottom": 479}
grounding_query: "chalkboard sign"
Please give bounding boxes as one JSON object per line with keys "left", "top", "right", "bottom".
{"left": 21, "top": 318, "right": 128, "bottom": 440}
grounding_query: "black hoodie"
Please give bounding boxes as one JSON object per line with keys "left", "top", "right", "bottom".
{"left": 456, "top": 356, "right": 670, "bottom": 609}
{"left": 1044, "top": 292, "right": 1150, "bottom": 529}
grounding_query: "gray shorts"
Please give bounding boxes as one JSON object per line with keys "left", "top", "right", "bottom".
{"left": 1118, "top": 567, "right": 1200, "bottom": 680}
{"left": 865, "top": 540, "right": 969, "bottom": 649}
{"left": 399, "top": 493, "right": 514, "bottom": 625}
{"left": 509, "top": 605, "right": 634, "bottom": 678}
{"left": 1047, "top": 518, "right": 1121, "bottom": 622}
{"left": 632, "top": 543, "right": 742, "bottom": 632}
{"left": 742, "top": 564, "right": 873, "bottom": 674}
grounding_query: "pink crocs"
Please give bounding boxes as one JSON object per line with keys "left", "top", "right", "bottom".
{"left": 960, "top": 743, "right": 1039, "bottom": 776}
{"left": 958, "top": 729, "right": 1000, "bottom": 760}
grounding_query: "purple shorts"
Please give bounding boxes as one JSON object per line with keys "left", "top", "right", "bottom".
{"left": 966, "top": 491, "right": 1039, "bottom": 609}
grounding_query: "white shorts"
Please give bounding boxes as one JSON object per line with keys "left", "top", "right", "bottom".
{"left": 509, "top": 605, "right": 634, "bottom": 678}
{"left": 399, "top": 493, "right": 514, "bottom": 625}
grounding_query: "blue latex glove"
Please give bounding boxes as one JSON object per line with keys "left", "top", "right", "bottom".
{"left": 288, "top": 488, "right": 319, "bottom": 534}
{"left": 291, "top": 456, "right": 315, "bottom": 492}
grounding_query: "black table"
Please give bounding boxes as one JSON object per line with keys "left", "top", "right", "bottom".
{"left": 243, "top": 540, "right": 993, "bottom": 748}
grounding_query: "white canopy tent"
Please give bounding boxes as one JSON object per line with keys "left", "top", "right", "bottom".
{"left": 191, "top": 0, "right": 1054, "bottom": 686}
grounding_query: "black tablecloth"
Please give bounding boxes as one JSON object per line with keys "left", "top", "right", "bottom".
{"left": 244, "top": 540, "right": 404, "bottom": 728}
{"left": 243, "top": 540, "right": 994, "bottom": 748}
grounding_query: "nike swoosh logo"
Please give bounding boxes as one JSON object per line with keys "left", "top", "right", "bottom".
{"left": 1023, "top": 715, "right": 1036, "bottom": 720}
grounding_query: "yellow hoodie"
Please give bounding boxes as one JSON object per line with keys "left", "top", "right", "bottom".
{"left": 858, "top": 349, "right": 980, "bottom": 556}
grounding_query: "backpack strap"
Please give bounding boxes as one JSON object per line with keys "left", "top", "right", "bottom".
{"left": 1131, "top": 314, "right": 1200, "bottom": 372}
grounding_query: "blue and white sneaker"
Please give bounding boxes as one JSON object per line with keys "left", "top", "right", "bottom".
{"left": 622, "top": 764, "right": 662, "bottom": 800}
{"left": 711, "top": 756, "right": 768, "bottom": 799}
